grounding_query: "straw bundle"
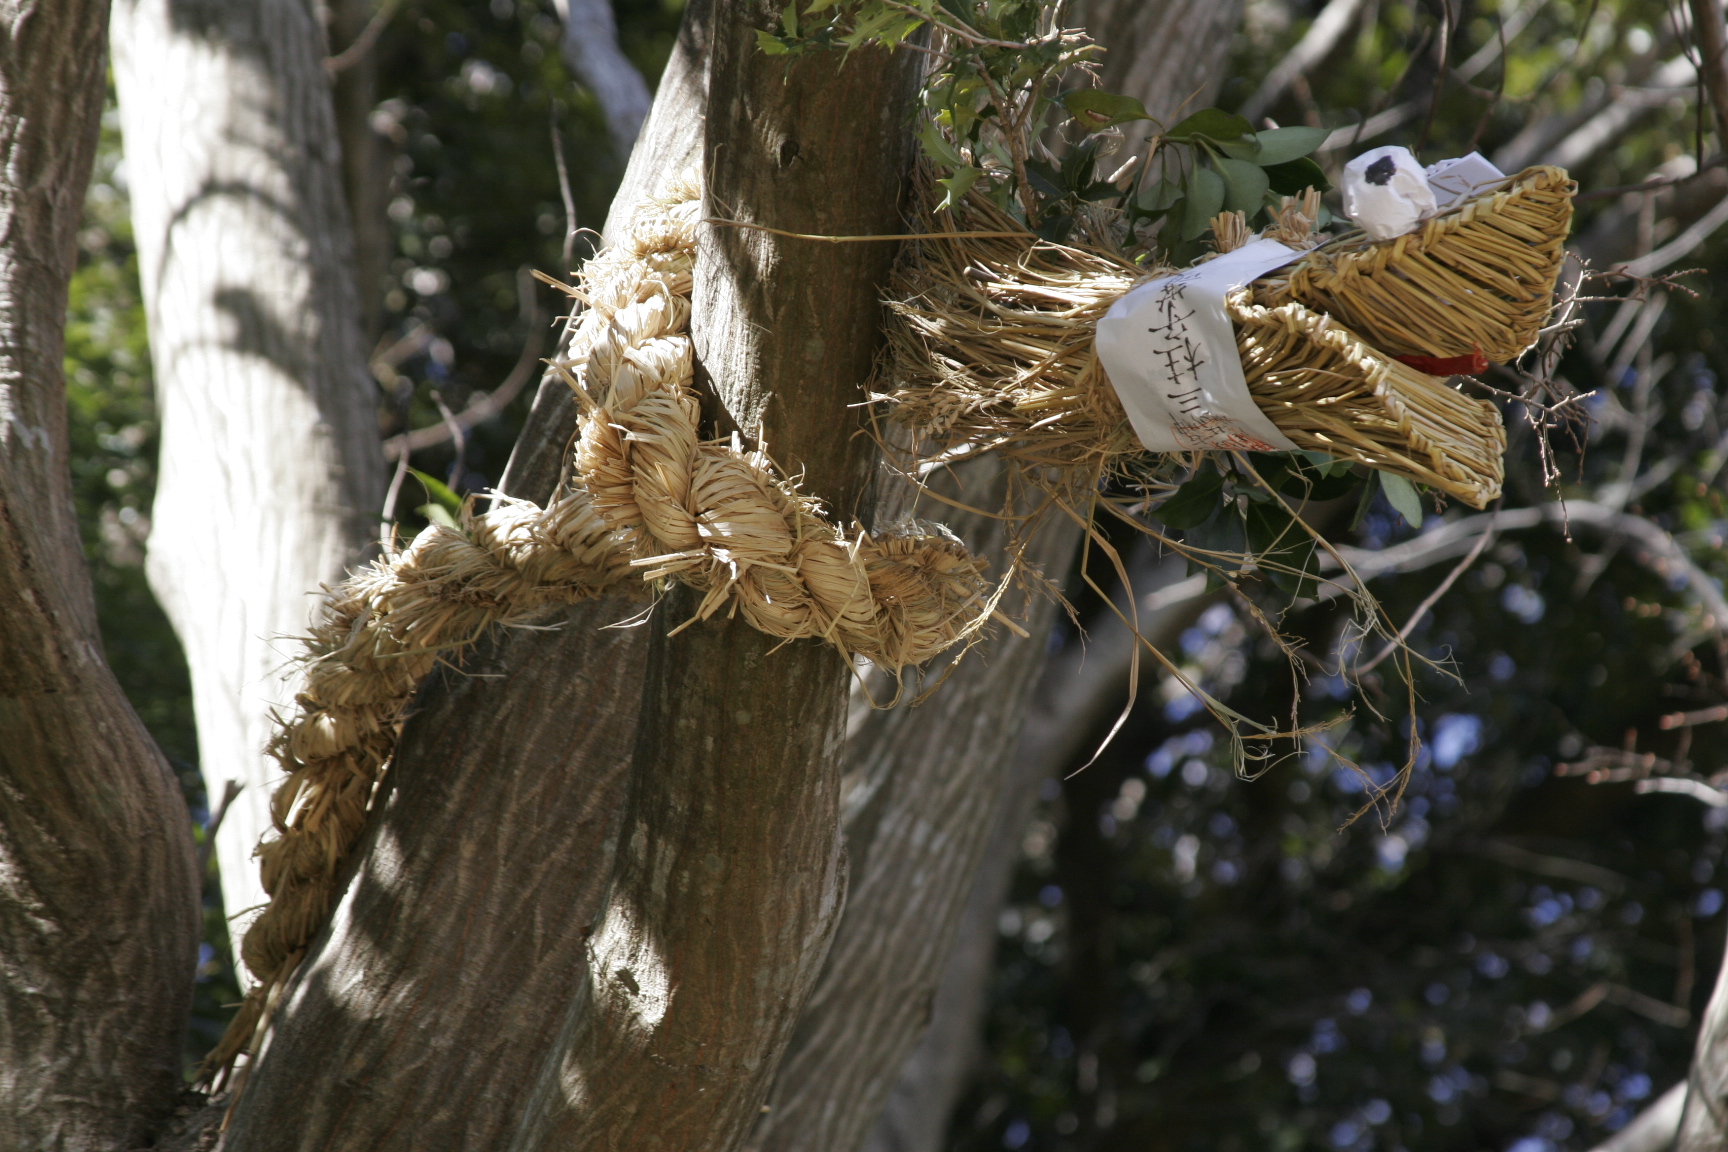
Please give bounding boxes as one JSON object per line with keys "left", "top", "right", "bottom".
{"left": 1229, "top": 290, "right": 1505, "bottom": 506}
{"left": 202, "top": 175, "right": 993, "bottom": 1087}
{"left": 883, "top": 205, "right": 1146, "bottom": 479}
{"left": 1253, "top": 166, "right": 1575, "bottom": 363}
{"left": 884, "top": 191, "right": 1506, "bottom": 506}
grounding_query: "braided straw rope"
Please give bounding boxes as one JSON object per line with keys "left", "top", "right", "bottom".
{"left": 201, "top": 174, "right": 992, "bottom": 1084}
{"left": 883, "top": 188, "right": 1507, "bottom": 506}
{"left": 1254, "top": 166, "right": 1576, "bottom": 363}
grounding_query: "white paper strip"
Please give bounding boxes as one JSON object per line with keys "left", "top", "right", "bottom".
{"left": 1423, "top": 151, "right": 1506, "bottom": 213}
{"left": 1096, "top": 239, "right": 1306, "bottom": 454}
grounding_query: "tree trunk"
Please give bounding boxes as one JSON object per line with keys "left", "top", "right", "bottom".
{"left": 861, "top": 557, "right": 1207, "bottom": 1152}
{"left": 1071, "top": 0, "right": 1248, "bottom": 125}
{"left": 328, "top": 0, "right": 394, "bottom": 346}
{"left": 510, "top": 11, "right": 925, "bottom": 1148}
{"left": 500, "top": 0, "right": 712, "bottom": 505}
{"left": 0, "top": 2, "right": 201, "bottom": 1146}
{"left": 552, "top": 0, "right": 654, "bottom": 159}
{"left": 744, "top": 464, "right": 1084, "bottom": 1152}
{"left": 216, "top": 610, "right": 648, "bottom": 1150}
{"left": 110, "top": 0, "right": 388, "bottom": 945}
{"left": 209, "top": 11, "right": 712, "bottom": 1148}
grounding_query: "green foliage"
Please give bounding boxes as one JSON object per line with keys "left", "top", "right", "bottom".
{"left": 755, "top": 0, "right": 1329, "bottom": 254}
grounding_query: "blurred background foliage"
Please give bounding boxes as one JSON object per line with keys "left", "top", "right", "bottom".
{"left": 60, "top": 0, "right": 1728, "bottom": 1146}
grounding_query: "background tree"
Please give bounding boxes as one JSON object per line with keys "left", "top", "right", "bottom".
{"left": 109, "top": 0, "right": 387, "bottom": 943}
{"left": 0, "top": 1, "right": 199, "bottom": 1146}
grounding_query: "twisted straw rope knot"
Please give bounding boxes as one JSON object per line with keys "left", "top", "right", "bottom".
{"left": 557, "top": 175, "right": 992, "bottom": 670}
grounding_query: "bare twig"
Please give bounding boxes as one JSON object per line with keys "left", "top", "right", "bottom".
{"left": 1356, "top": 513, "right": 1495, "bottom": 673}
{"left": 383, "top": 269, "right": 545, "bottom": 460}
{"left": 325, "top": 0, "right": 401, "bottom": 74}
{"left": 1661, "top": 703, "right": 1728, "bottom": 728}
{"left": 195, "top": 780, "right": 243, "bottom": 879}
{"left": 551, "top": 116, "right": 579, "bottom": 278}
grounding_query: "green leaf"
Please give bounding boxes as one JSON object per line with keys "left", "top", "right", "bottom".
{"left": 1379, "top": 472, "right": 1425, "bottom": 528}
{"left": 1215, "top": 157, "right": 1270, "bottom": 214}
{"left": 936, "top": 165, "right": 982, "bottom": 210}
{"left": 1062, "top": 89, "right": 1153, "bottom": 132}
{"left": 1263, "top": 156, "right": 1332, "bottom": 196}
{"left": 1059, "top": 138, "right": 1098, "bottom": 192}
{"left": 417, "top": 503, "right": 460, "bottom": 530}
{"left": 1218, "top": 137, "right": 1262, "bottom": 162}
{"left": 1252, "top": 126, "right": 1330, "bottom": 165}
{"left": 1153, "top": 465, "right": 1225, "bottom": 529}
{"left": 917, "top": 120, "right": 967, "bottom": 169}
{"left": 1167, "top": 108, "right": 1253, "bottom": 142}
{"left": 1135, "top": 178, "right": 1181, "bottom": 212}
{"left": 935, "top": 0, "right": 972, "bottom": 23}
{"left": 781, "top": 1, "right": 799, "bottom": 36}
{"left": 755, "top": 28, "right": 791, "bottom": 54}
{"left": 410, "top": 468, "right": 462, "bottom": 516}
{"left": 1181, "top": 165, "right": 1225, "bottom": 240}
{"left": 1024, "top": 159, "right": 1068, "bottom": 200}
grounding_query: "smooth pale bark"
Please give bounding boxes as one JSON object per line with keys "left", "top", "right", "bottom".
{"left": 0, "top": 2, "right": 201, "bottom": 1146}
{"left": 553, "top": 0, "right": 654, "bottom": 158}
{"left": 1677, "top": 944, "right": 1728, "bottom": 1150}
{"left": 1592, "top": 1081, "right": 1687, "bottom": 1152}
{"left": 745, "top": 465, "right": 1085, "bottom": 1152}
{"left": 111, "top": 0, "right": 388, "bottom": 942}
{"left": 510, "top": 13, "right": 926, "bottom": 1150}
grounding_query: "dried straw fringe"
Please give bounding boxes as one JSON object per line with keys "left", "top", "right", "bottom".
{"left": 884, "top": 188, "right": 1508, "bottom": 508}
{"left": 201, "top": 173, "right": 994, "bottom": 1085}
{"left": 1255, "top": 166, "right": 1575, "bottom": 363}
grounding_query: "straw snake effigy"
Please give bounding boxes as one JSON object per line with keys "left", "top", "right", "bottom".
{"left": 208, "top": 162, "right": 1575, "bottom": 1082}
{"left": 202, "top": 172, "right": 995, "bottom": 1081}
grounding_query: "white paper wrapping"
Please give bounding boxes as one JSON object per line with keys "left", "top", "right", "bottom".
{"left": 1341, "top": 146, "right": 1436, "bottom": 241}
{"left": 1096, "top": 239, "right": 1306, "bottom": 454}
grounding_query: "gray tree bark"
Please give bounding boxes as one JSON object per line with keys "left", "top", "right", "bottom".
{"left": 0, "top": 1, "right": 201, "bottom": 1146}
{"left": 1071, "top": 0, "right": 1249, "bottom": 127}
{"left": 110, "top": 0, "right": 388, "bottom": 946}
{"left": 745, "top": 467, "right": 1084, "bottom": 1152}
{"left": 1677, "top": 943, "right": 1728, "bottom": 1151}
{"left": 861, "top": 557, "right": 1207, "bottom": 1152}
{"left": 510, "top": 9, "right": 926, "bottom": 1148}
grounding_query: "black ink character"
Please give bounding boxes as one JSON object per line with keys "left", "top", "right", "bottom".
{"left": 1365, "top": 154, "right": 1397, "bottom": 186}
